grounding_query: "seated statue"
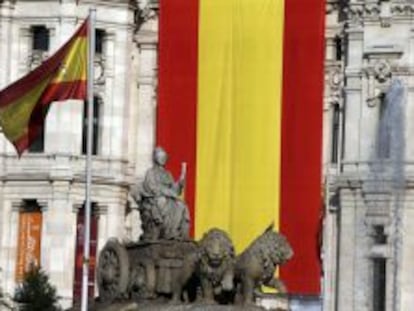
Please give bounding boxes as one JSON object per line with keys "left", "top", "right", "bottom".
{"left": 138, "top": 147, "right": 190, "bottom": 241}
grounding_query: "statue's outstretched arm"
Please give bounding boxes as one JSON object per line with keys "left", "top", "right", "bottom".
{"left": 172, "top": 162, "right": 187, "bottom": 195}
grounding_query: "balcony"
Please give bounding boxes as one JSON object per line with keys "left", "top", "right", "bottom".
{"left": 0, "top": 153, "right": 134, "bottom": 186}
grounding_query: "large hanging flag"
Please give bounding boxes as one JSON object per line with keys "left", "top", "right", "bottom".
{"left": 158, "top": 0, "right": 325, "bottom": 295}
{"left": 0, "top": 18, "right": 88, "bottom": 156}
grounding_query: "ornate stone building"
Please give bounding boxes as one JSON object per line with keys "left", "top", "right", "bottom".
{"left": 0, "top": 0, "right": 158, "bottom": 308}
{"left": 323, "top": 1, "right": 414, "bottom": 310}
{"left": 4, "top": 0, "right": 414, "bottom": 310}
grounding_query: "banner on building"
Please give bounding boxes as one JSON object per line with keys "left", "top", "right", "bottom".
{"left": 15, "top": 211, "right": 42, "bottom": 282}
{"left": 73, "top": 208, "right": 98, "bottom": 303}
{"left": 158, "top": 0, "right": 325, "bottom": 295}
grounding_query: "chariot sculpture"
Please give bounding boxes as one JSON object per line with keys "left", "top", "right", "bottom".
{"left": 96, "top": 147, "right": 293, "bottom": 308}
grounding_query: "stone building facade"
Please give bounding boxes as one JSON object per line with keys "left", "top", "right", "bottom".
{"left": 323, "top": 1, "right": 414, "bottom": 310}
{"left": 0, "top": 0, "right": 158, "bottom": 308}
{"left": 4, "top": 0, "right": 414, "bottom": 310}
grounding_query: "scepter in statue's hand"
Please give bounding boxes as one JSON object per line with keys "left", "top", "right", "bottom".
{"left": 179, "top": 162, "right": 187, "bottom": 188}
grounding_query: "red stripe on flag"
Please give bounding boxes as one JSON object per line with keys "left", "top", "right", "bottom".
{"left": 280, "top": 0, "right": 325, "bottom": 295}
{"left": 14, "top": 125, "right": 42, "bottom": 155}
{"left": 157, "top": 0, "right": 199, "bottom": 236}
{"left": 40, "top": 80, "right": 86, "bottom": 104}
{"left": 12, "top": 80, "right": 86, "bottom": 155}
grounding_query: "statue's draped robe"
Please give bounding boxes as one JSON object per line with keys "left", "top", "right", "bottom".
{"left": 141, "top": 165, "right": 190, "bottom": 239}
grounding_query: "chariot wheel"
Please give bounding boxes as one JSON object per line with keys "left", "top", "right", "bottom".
{"left": 97, "top": 239, "right": 129, "bottom": 302}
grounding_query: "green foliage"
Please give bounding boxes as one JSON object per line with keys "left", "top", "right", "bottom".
{"left": 14, "top": 266, "right": 61, "bottom": 311}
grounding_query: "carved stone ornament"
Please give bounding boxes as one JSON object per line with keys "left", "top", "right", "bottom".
{"left": 365, "top": 3, "right": 381, "bottom": 19}
{"left": 327, "top": 65, "right": 343, "bottom": 105}
{"left": 135, "top": 0, "right": 158, "bottom": 30}
{"left": 366, "top": 89, "right": 384, "bottom": 108}
{"left": 94, "top": 55, "right": 106, "bottom": 85}
{"left": 342, "top": 2, "right": 414, "bottom": 29}
{"left": 374, "top": 60, "right": 392, "bottom": 83}
{"left": 345, "top": 4, "right": 364, "bottom": 26}
{"left": 392, "top": 3, "right": 414, "bottom": 18}
{"left": 96, "top": 221, "right": 292, "bottom": 309}
{"left": 28, "top": 50, "right": 48, "bottom": 71}
{"left": 326, "top": 0, "right": 339, "bottom": 14}
{"left": 329, "top": 66, "right": 343, "bottom": 90}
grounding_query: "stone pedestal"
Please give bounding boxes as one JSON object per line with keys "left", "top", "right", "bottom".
{"left": 87, "top": 295, "right": 290, "bottom": 311}
{"left": 90, "top": 301, "right": 289, "bottom": 311}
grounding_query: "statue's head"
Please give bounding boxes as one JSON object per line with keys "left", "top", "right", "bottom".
{"left": 153, "top": 146, "right": 168, "bottom": 166}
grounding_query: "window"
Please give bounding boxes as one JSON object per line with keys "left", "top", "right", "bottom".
{"left": 331, "top": 104, "right": 340, "bottom": 163}
{"left": 73, "top": 202, "right": 98, "bottom": 303}
{"left": 95, "top": 29, "right": 105, "bottom": 54}
{"left": 372, "top": 258, "right": 386, "bottom": 311}
{"left": 82, "top": 96, "right": 101, "bottom": 155}
{"left": 373, "top": 226, "right": 387, "bottom": 244}
{"left": 372, "top": 226, "right": 387, "bottom": 311}
{"left": 28, "top": 127, "right": 45, "bottom": 153}
{"left": 31, "top": 25, "right": 49, "bottom": 51}
{"left": 334, "top": 36, "right": 342, "bottom": 61}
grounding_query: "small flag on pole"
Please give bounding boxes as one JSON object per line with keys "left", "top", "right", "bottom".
{"left": 0, "top": 18, "right": 88, "bottom": 156}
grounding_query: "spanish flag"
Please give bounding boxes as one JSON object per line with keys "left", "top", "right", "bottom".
{"left": 158, "top": 0, "right": 325, "bottom": 295}
{"left": 0, "top": 18, "right": 88, "bottom": 156}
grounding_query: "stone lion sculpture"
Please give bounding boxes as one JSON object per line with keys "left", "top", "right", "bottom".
{"left": 172, "top": 228, "right": 236, "bottom": 303}
{"left": 235, "top": 224, "right": 294, "bottom": 305}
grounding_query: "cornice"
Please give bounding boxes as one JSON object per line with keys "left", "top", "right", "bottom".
{"left": 345, "top": 2, "right": 414, "bottom": 27}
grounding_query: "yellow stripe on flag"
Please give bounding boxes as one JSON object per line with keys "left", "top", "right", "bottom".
{"left": 196, "top": 0, "right": 234, "bottom": 235}
{"left": 196, "top": 0, "right": 284, "bottom": 251}
{"left": 52, "top": 37, "right": 87, "bottom": 83}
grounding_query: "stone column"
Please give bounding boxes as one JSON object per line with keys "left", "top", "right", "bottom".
{"left": 0, "top": 181, "right": 4, "bottom": 287}
{"left": 105, "top": 200, "right": 126, "bottom": 240}
{"left": 134, "top": 10, "right": 158, "bottom": 179}
{"left": 41, "top": 182, "right": 75, "bottom": 309}
{"left": 95, "top": 203, "right": 108, "bottom": 254}
{"left": 123, "top": 204, "right": 142, "bottom": 243}
{"left": 405, "top": 27, "right": 414, "bottom": 166}
{"left": 17, "top": 27, "right": 31, "bottom": 78}
{"left": 2, "top": 200, "right": 20, "bottom": 293}
{"left": 323, "top": 98, "right": 332, "bottom": 167}
{"left": 0, "top": 1, "right": 15, "bottom": 153}
{"left": 46, "top": 16, "right": 79, "bottom": 154}
{"left": 337, "top": 188, "right": 357, "bottom": 311}
{"left": 0, "top": 0, "right": 14, "bottom": 89}
{"left": 54, "top": 16, "right": 82, "bottom": 155}
{"left": 322, "top": 189, "right": 339, "bottom": 311}
{"left": 352, "top": 191, "right": 372, "bottom": 311}
{"left": 343, "top": 26, "right": 363, "bottom": 169}
{"left": 399, "top": 190, "right": 414, "bottom": 310}
{"left": 359, "top": 63, "right": 378, "bottom": 163}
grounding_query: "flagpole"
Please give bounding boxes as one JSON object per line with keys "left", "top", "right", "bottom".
{"left": 81, "top": 8, "right": 96, "bottom": 311}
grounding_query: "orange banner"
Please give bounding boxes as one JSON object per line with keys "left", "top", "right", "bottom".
{"left": 15, "top": 212, "right": 42, "bottom": 282}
